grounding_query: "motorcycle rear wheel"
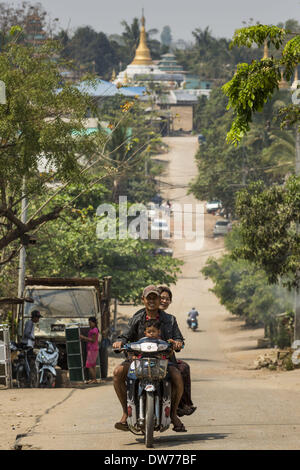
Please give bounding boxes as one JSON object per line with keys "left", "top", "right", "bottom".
{"left": 145, "top": 392, "right": 154, "bottom": 448}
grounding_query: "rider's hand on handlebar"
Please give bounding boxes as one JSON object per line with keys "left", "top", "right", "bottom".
{"left": 168, "top": 339, "right": 183, "bottom": 352}
{"left": 113, "top": 341, "right": 123, "bottom": 350}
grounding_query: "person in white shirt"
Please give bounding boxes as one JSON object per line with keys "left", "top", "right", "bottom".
{"left": 22, "top": 310, "right": 42, "bottom": 348}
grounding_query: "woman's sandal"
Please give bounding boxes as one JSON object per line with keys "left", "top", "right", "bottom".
{"left": 185, "top": 406, "right": 197, "bottom": 416}
{"left": 177, "top": 406, "right": 197, "bottom": 417}
{"left": 114, "top": 421, "right": 129, "bottom": 431}
{"left": 172, "top": 422, "right": 187, "bottom": 432}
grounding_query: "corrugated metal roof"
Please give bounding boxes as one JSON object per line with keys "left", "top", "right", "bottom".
{"left": 77, "top": 80, "right": 146, "bottom": 98}
{"left": 173, "top": 90, "right": 198, "bottom": 103}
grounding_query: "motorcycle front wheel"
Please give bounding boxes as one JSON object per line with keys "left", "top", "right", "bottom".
{"left": 145, "top": 392, "right": 154, "bottom": 448}
{"left": 16, "top": 366, "right": 28, "bottom": 388}
{"left": 40, "top": 370, "right": 55, "bottom": 388}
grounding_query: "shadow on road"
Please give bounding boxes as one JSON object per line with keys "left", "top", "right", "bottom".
{"left": 180, "top": 357, "right": 216, "bottom": 362}
{"left": 128, "top": 432, "right": 229, "bottom": 448}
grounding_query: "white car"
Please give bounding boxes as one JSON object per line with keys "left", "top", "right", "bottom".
{"left": 206, "top": 200, "right": 222, "bottom": 214}
{"left": 150, "top": 218, "right": 170, "bottom": 239}
{"left": 213, "top": 220, "right": 232, "bottom": 236}
{"left": 153, "top": 247, "right": 173, "bottom": 256}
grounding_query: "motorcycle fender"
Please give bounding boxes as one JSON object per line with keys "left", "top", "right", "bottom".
{"left": 127, "top": 377, "right": 137, "bottom": 402}
{"left": 41, "top": 366, "right": 57, "bottom": 376}
{"left": 161, "top": 380, "right": 172, "bottom": 430}
{"left": 126, "top": 392, "right": 138, "bottom": 428}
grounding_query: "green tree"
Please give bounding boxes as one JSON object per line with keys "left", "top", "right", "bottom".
{"left": 234, "top": 177, "right": 300, "bottom": 289}
{"left": 0, "top": 38, "right": 100, "bottom": 263}
{"left": 99, "top": 95, "right": 163, "bottom": 204}
{"left": 220, "top": 22, "right": 300, "bottom": 288}
{"left": 202, "top": 228, "right": 293, "bottom": 334}
{"left": 190, "top": 88, "right": 293, "bottom": 215}
{"left": 175, "top": 26, "right": 262, "bottom": 81}
{"left": 26, "top": 185, "right": 182, "bottom": 302}
{"left": 160, "top": 25, "right": 172, "bottom": 49}
{"left": 59, "top": 26, "right": 119, "bottom": 79}
{"left": 223, "top": 23, "right": 300, "bottom": 144}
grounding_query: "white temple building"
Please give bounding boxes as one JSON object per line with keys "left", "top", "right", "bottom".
{"left": 114, "top": 14, "right": 164, "bottom": 86}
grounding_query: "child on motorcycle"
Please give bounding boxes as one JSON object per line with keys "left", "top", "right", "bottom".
{"left": 130, "top": 319, "right": 176, "bottom": 361}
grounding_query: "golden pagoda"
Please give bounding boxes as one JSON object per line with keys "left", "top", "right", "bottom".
{"left": 123, "top": 71, "right": 129, "bottom": 85}
{"left": 263, "top": 40, "right": 269, "bottom": 59}
{"left": 130, "top": 13, "right": 153, "bottom": 66}
{"left": 110, "top": 69, "right": 116, "bottom": 82}
{"left": 114, "top": 11, "right": 162, "bottom": 85}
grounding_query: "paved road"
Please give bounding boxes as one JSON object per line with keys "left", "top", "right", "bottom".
{"left": 16, "top": 137, "right": 300, "bottom": 450}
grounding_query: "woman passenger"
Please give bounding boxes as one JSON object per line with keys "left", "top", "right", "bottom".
{"left": 158, "top": 286, "right": 197, "bottom": 417}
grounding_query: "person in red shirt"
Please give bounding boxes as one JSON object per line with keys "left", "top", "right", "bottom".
{"left": 80, "top": 317, "right": 99, "bottom": 384}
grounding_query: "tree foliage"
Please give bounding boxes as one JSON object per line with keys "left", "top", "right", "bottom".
{"left": 175, "top": 26, "right": 263, "bottom": 81}
{"left": 26, "top": 185, "right": 182, "bottom": 302}
{"left": 190, "top": 88, "right": 293, "bottom": 214}
{"left": 202, "top": 227, "right": 293, "bottom": 331}
{"left": 0, "top": 38, "right": 101, "bottom": 261}
{"left": 59, "top": 26, "right": 119, "bottom": 79}
{"left": 234, "top": 177, "right": 300, "bottom": 289}
{"left": 223, "top": 23, "right": 300, "bottom": 144}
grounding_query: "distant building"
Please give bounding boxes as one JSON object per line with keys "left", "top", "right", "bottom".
{"left": 24, "top": 13, "right": 47, "bottom": 45}
{"left": 115, "top": 14, "right": 163, "bottom": 86}
{"left": 157, "top": 53, "right": 185, "bottom": 74}
{"left": 114, "top": 12, "right": 213, "bottom": 133}
{"left": 156, "top": 90, "right": 199, "bottom": 132}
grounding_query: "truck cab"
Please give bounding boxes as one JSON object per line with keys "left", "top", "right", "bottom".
{"left": 17, "top": 277, "right": 111, "bottom": 377}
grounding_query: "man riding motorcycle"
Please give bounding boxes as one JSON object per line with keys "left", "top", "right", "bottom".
{"left": 187, "top": 307, "right": 199, "bottom": 329}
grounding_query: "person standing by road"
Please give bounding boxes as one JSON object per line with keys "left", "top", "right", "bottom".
{"left": 80, "top": 317, "right": 99, "bottom": 384}
{"left": 22, "top": 310, "right": 42, "bottom": 349}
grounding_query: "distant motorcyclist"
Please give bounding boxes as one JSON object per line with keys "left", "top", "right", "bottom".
{"left": 187, "top": 307, "right": 199, "bottom": 328}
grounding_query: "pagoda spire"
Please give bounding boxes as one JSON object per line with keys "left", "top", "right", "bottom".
{"left": 263, "top": 40, "right": 269, "bottom": 59}
{"left": 130, "top": 11, "right": 153, "bottom": 66}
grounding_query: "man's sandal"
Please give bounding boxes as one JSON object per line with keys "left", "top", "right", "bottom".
{"left": 114, "top": 421, "right": 129, "bottom": 431}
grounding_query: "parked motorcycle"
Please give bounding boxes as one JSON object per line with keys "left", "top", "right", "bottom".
{"left": 115, "top": 338, "right": 173, "bottom": 448}
{"left": 10, "top": 342, "right": 38, "bottom": 388}
{"left": 35, "top": 341, "right": 59, "bottom": 388}
{"left": 187, "top": 319, "right": 198, "bottom": 331}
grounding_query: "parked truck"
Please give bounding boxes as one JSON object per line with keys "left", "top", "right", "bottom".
{"left": 17, "top": 276, "right": 112, "bottom": 378}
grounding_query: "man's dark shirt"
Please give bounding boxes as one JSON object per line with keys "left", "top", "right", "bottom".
{"left": 117, "top": 308, "right": 184, "bottom": 346}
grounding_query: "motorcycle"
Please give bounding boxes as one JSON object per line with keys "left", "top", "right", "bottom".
{"left": 35, "top": 341, "right": 59, "bottom": 388}
{"left": 115, "top": 338, "right": 173, "bottom": 448}
{"left": 10, "top": 342, "right": 38, "bottom": 388}
{"left": 187, "top": 318, "right": 198, "bottom": 331}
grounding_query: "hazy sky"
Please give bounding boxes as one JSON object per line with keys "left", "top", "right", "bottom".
{"left": 36, "top": 0, "right": 299, "bottom": 41}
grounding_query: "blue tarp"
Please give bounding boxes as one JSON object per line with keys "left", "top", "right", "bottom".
{"left": 77, "top": 80, "right": 146, "bottom": 98}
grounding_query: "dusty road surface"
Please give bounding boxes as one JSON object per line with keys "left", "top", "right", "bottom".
{"left": 2, "top": 136, "right": 300, "bottom": 451}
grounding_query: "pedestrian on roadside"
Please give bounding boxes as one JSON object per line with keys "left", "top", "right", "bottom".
{"left": 80, "top": 317, "right": 99, "bottom": 384}
{"left": 22, "top": 310, "right": 42, "bottom": 349}
{"left": 158, "top": 285, "right": 197, "bottom": 417}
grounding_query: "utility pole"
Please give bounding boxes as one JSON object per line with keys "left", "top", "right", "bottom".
{"left": 17, "top": 179, "right": 27, "bottom": 298}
